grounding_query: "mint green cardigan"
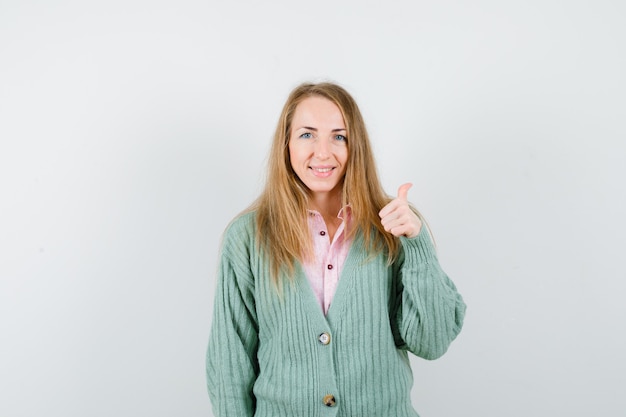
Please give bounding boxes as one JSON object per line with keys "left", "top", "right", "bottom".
{"left": 206, "top": 211, "right": 465, "bottom": 416}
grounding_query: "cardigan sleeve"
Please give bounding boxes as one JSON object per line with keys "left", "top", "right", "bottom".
{"left": 206, "top": 222, "right": 259, "bottom": 416}
{"left": 392, "top": 225, "right": 466, "bottom": 360}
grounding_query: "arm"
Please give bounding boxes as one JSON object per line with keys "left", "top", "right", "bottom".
{"left": 206, "top": 224, "right": 259, "bottom": 416}
{"left": 392, "top": 226, "right": 466, "bottom": 359}
{"left": 380, "top": 183, "right": 465, "bottom": 359}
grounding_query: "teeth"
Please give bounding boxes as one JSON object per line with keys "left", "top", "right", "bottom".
{"left": 313, "top": 167, "right": 333, "bottom": 173}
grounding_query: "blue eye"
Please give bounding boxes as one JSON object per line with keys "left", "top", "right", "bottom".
{"left": 299, "top": 132, "right": 312, "bottom": 139}
{"left": 335, "top": 134, "right": 347, "bottom": 142}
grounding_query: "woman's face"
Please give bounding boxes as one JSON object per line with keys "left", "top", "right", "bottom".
{"left": 288, "top": 96, "right": 348, "bottom": 201}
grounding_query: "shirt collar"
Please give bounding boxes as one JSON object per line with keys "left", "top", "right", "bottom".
{"left": 307, "top": 204, "right": 352, "bottom": 220}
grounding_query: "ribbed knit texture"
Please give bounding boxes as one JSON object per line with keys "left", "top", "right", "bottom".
{"left": 206, "top": 212, "right": 466, "bottom": 417}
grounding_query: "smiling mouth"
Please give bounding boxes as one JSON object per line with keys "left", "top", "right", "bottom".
{"left": 311, "top": 167, "right": 334, "bottom": 173}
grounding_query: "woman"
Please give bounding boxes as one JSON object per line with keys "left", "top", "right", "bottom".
{"left": 206, "top": 82, "right": 466, "bottom": 416}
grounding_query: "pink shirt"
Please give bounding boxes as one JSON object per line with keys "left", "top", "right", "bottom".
{"left": 302, "top": 207, "right": 352, "bottom": 315}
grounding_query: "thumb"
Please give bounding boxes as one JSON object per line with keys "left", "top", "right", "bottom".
{"left": 397, "top": 183, "right": 412, "bottom": 201}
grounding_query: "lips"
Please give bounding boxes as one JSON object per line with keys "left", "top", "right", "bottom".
{"left": 310, "top": 166, "right": 335, "bottom": 177}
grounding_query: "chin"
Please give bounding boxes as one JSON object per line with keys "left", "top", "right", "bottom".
{"left": 307, "top": 183, "right": 342, "bottom": 194}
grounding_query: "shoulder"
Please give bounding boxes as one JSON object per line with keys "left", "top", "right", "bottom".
{"left": 220, "top": 210, "right": 258, "bottom": 253}
{"left": 225, "top": 210, "right": 257, "bottom": 236}
{"left": 216, "top": 211, "right": 259, "bottom": 291}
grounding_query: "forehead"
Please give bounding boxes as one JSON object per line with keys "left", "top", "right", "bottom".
{"left": 292, "top": 96, "right": 345, "bottom": 128}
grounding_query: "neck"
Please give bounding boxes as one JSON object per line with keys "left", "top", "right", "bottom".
{"left": 308, "top": 191, "right": 342, "bottom": 219}
{"left": 308, "top": 192, "right": 344, "bottom": 243}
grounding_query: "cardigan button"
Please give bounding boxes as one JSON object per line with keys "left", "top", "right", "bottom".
{"left": 327, "top": 264, "right": 333, "bottom": 270}
{"left": 323, "top": 394, "right": 336, "bottom": 407}
{"left": 318, "top": 332, "right": 331, "bottom": 345}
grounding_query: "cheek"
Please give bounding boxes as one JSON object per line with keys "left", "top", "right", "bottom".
{"left": 339, "top": 147, "right": 349, "bottom": 165}
{"left": 340, "top": 151, "right": 349, "bottom": 177}
{"left": 289, "top": 140, "right": 309, "bottom": 165}
{"left": 287, "top": 140, "right": 297, "bottom": 165}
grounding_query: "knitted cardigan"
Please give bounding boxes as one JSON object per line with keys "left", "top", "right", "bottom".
{"left": 206, "top": 211, "right": 466, "bottom": 417}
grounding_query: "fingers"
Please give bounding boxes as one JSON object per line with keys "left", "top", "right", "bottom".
{"left": 397, "top": 183, "right": 412, "bottom": 201}
{"left": 378, "top": 182, "right": 422, "bottom": 238}
{"left": 379, "top": 182, "right": 412, "bottom": 218}
{"left": 381, "top": 209, "right": 411, "bottom": 232}
{"left": 378, "top": 199, "right": 399, "bottom": 219}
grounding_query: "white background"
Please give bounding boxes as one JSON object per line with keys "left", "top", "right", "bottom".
{"left": 1, "top": 0, "right": 625, "bottom": 416}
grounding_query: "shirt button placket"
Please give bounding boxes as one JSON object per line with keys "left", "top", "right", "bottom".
{"left": 317, "top": 329, "right": 338, "bottom": 414}
{"left": 323, "top": 394, "right": 337, "bottom": 407}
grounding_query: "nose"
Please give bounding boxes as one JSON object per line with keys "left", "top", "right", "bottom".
{"left": 314, "top": 138, "right": 330, "bottom": 160}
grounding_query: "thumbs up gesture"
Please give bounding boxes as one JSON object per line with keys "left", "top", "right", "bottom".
{"left": 378, "top": 183, "right": 422, "bottom": 238}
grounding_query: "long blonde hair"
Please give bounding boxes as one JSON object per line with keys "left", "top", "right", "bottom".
{"left": 250, "top": 82, "right": 408, "bottom": 286}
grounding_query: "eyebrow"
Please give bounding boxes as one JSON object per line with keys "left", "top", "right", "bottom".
{"left": 297, "top": 126, "right": 346, "bottom": 132}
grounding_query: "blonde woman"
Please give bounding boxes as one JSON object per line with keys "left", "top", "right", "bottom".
{"left": 206, "top": 82, "right": 466, "bottom": 416}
